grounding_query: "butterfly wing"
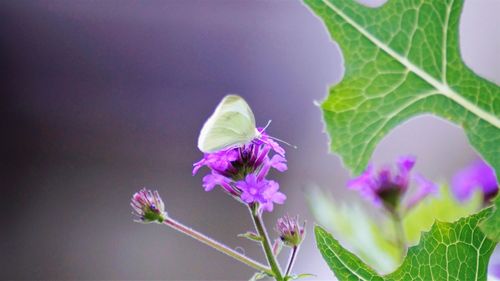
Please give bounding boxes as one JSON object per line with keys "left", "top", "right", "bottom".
{"left": 198, "top": 95, "right": 259, "bottom": 153}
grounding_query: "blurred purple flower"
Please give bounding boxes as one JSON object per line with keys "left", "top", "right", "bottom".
{"left": 348, "top": 155, "right": 437, "bottom": 212}
{"left": 451, "top": 159, "right": 498, "bottom": 203}
{"left": 193, "top": 129, "right": 287, "bottom": 212}
{"left": 131, "top": 188, "right": 167, "bottom": 223}
{"left": 490, "top": 263, "right": 500, "bottom": 279}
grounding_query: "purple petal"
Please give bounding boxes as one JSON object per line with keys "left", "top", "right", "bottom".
{"left": 241, "top": 192, "right": 255, "bottom": 203}
{"left": 192, "top": 159, "right": 206, "bottom": 175}
{"left": 261, "top": 201, "right": 274, "bottom": 212}
{"left": 270, "top": 155, "right": 288, "bottom": 172}
{"left": 397, "top": 155, "right": 416, "bottom": 173}
{"left": 377, "top": 166, "right": 392, "bottom": 188}
{"left": 347, "top": 164, "right": 375, "bottom": 191}
{"left": 271, "top": 191, "right": 287, "bottom": 204}
{"left": 257, "top": 158, "right": 272, "bottom": 181}
{"left": 202, "top": 173, "right": 231, "bottom": 192}
{"left": 406, "top": 174, "right": 438, "bottom": 210}
{"left": 452, "top": 159, "right": 498, "bottom": 202}
{"left": 489, "top": 263, "right": 500, "bottom": 279}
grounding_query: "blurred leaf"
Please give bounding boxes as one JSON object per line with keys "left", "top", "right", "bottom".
{"left": 403, "top": 185, "right": 482, "bottom": 244}
{"left": 315, "top": 209, "right": 496, "bottom": 280}
{"left": 307, "top": 187, "right": 398, "bottom": 273}
{"left": 308, "top": 185, "right": 484, "bottom": 273}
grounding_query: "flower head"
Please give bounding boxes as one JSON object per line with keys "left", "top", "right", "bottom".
{"left": 193, "top": 129, "right": 287, "bottom": 212}
{"left": 131, "top": 188, "right": 167, "bottom": 223}
{"left": 452, "top": 159, "right": 498, "bottom": 203}
{"left": 193, "top": 129, "right": 286, "bottom": 180}
{"left": 348, "top": 155, "right": 437, "bottom": 212}
{"left": 276, "top": 215, "right": 305, "bottom": 247}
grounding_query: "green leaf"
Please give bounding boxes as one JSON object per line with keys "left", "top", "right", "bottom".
{"left": 315, "top": 209, "right": 496, "bottom": 281}
{"left": 315, "top": 225, "right": 384, "bottom": 281}
{"left": 285, "top": 273, "right": 316, "bottom": 281}
{"left": 249, "top": 271, "right": 268, "bottom": 281}
{"left": 239, "top": 231, "right": 263, "bottom": 242}
{"left": 303, "top": 0, "right": 500, "bottom": 172}
{"left": 304, "top": 0, "right": 500, "bottom": 239}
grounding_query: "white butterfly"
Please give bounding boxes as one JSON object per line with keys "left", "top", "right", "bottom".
{"left": 197, "top": 95, "right": 260, "bottom": 153}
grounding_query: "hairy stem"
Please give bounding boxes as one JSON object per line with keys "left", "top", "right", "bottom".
{"left": 163, "top": 218, "right": 272, "bottom": 275}
{"left": 249, "top": 205, "right": 284, "bottom": 281}
{"left": 284, "top": 246, "right": 299, "bottom": 277}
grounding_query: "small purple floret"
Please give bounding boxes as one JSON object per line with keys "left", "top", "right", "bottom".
{"left": 451, "top": 159, "right": 498, "bottom": 203}
{"left": 237, "top": 174, "right": 286, "bottom": 212}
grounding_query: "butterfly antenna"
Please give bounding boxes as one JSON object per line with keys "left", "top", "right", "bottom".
{"left": 256, "top": 120, "right": 273, "bottom": 138}
{"left": 268, "top": 135, "right": 298, "bottom": 149}
{"left": 258, "top": 120, "right": 297, "bottom": 149}
{"left": 262, "top": 120, "right": 272, "bottom": 131}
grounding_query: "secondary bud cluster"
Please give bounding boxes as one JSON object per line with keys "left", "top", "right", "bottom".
{"left": 131, "top": 188, "right": 167, "bottom": 223}
{"left": 276, "top": 215, "right": 305, "bottom": 247}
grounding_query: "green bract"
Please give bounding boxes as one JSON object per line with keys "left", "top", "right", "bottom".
{"left": 304, "top": 0, "right": 500, "bottom": 239}
{"left": 315, "top": 209, "right": 496, "bottom": 281}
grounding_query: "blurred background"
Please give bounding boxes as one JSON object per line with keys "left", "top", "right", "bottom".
{"left": 1, "top": 0, "right": 499, "bottom": 279}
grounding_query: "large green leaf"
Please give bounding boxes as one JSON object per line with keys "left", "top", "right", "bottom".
{"left": 304, "top": 0, "right": 500, "bottom": 239}
{"left": 315, "top": 209, "right": 496, "bottom": 281}
{"left": 480, "top": 196, "right": 500, "bottom": 242}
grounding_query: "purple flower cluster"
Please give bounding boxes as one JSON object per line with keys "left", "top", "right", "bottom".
{"left": 452, "top": 159, "right": 498, "bottom": 203}
{"left": 193, "top": 130, "right": 287, "bottom": 212}
{"left": 348, "top": 155, "right": 437, "bottom": 212}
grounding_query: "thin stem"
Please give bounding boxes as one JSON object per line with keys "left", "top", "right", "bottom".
{"left": 391, "top": 213, "right": 406, "bottom": 261}
{"left": 284, "top": 246, "right": 299, "bottom": 277}
{"left": 249, "top": 205, "right": 284, "bottom": 281}
{"left": 163, "top": 218, "right": 272, "bottom": 275}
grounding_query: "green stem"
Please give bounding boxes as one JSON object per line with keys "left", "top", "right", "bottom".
{"left": 284, "top": 246, "right": 299, "bottom": 277}
{"left": 391, "top": 213, "right": 407, "bottom": 261}
{"left": 163, "top": 218, "right": 272, "bottom": 275}
{"left": 249, "top": 205, "right": 284, "bottom": 281}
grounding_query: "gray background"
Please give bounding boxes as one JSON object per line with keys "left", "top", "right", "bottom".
{"left": 1, "top": 0, "right": 499, "bottom": 279}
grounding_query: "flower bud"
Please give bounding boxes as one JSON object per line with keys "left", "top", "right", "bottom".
{"left": 131, "top": 188, "right": 167, "bottom": 223}
{"left": 276, "top": 215, "right": 305, "bottom": 247}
